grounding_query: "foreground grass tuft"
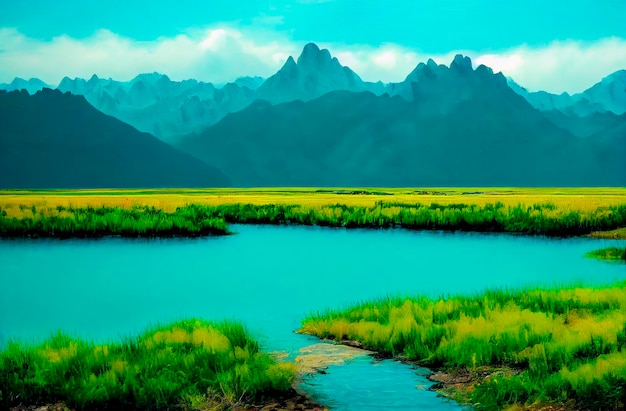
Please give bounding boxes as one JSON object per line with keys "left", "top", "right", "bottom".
{"left": 0, "top": 319, "right": 296, "bottom": 410}
{"left": 300, "top": 283, "right": 626, "bottom": 410}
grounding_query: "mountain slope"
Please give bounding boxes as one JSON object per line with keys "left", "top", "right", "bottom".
{"left": 582, "top": 70, "right": 626, "bottom": 115}
{"left": 508, "top": 71, "right": 626, "bottom": 116}
{"left": 55, "top": 73, "right": 258, "bottom": 142}
{"left": 176, "top": 87, "right": 614, "bottom": 187}
{"left": 0, "top": 89, "right": 230, "bottom": 188}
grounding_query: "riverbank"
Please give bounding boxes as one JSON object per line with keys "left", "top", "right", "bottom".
{"left": 0, "top": 205, "right": 230, "bottom": 238}
{"left": 589, "top": 227, "right": 626, "bottom": 239}
{"left": 299, "top": 283, "right": 626, "bottom": 410}
{"left": 0, "top": 319, "right": 326, "bottom": 411}
{"left": 2, "top": 200, "right": 626, "bottom": 238}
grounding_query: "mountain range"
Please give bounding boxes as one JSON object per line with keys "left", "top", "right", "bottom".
{"left": 0, "top": 43, "right": 624, "bottom": 188}
{"left": 176, "top": 68, "right": 616, "bottom": 187}
{"left": 0, "top": 89, "right": 229, "bottom": 188}
{"left": 3, "top": 44, "right": 626, "bottom": 142}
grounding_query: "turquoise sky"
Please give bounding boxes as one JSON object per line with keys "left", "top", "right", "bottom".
{"left": 2, "top": 0, "right": 624, "bottom": 52}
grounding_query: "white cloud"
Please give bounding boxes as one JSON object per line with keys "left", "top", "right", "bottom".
{"left": 472, "top": 38, "right": 626, "bottom": 93}
{"left": 0, "top": 27, "right": 299, "bottom": 85}
{"left": 0, "top": 26, "right": 624, "bottom": 93}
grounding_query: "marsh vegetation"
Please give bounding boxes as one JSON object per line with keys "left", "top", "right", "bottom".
{"left": 0, "top": 319, "right": 297, "bottom": 410}
{"left": 0, "top": 205, "right": 229, "bottom": 238}
{"left": 2, "top": 200, "right": 625, "bottom": 238}
{"left": 299, "top": 283, "right": 626, "bottom": 410}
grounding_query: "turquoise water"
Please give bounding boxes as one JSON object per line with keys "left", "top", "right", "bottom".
{"left": 1, "top": 225, "right": 624, "bottom": 410}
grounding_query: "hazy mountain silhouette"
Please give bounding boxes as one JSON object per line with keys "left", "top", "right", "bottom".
{"left": 256, "top": 43, "right": 372, "bottom": 104}
{"left": 0, "top": 89, "right": 230, "bottom": 188}
{"left": 176, "top": 82, "right": 618, "bottom": 187}
{"left": 53, "top": 73, "right": 257, "bottom": 143}
{"left": 3, "top": 43, "right": 624, "bottom": 145}
{"left": 0, "top": 77, "right": 50, "bottom": 95}
{"left": 2, "top": 43, "right": 624, "bottom": 188}
{"left": 508, "top": 72, "right": 626, "bottom": 138}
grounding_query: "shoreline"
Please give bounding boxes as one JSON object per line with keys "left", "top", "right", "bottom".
{"left": 9, "top": 391, "right": 327, "bottom": 411}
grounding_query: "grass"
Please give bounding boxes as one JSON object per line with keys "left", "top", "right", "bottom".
{"left": 1, "top": 188, "right": 624, "bottom": 238}
{"left": 2, "top": 201, "right": 626, "bottom": 238}
{"left": 0, "top": 319, "right": 297, "bottom": 410}
{"left": 585, "top": 247, "right": 626, "bottom": 262}
{"left": 0, "top": 204, "right": 229, "bottom": 238}
{"left": 1, "top": 188, "right": 625, "bottom": 212}
{"left": 299, "top": 283, "right": 626, "bottom": 410}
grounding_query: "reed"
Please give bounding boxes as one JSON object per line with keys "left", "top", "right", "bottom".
{"left": 2, "top": 201, "right": 625, "bottom": 238}
{"left": 0, "top": 205, "right": 229, "bottom": 238}
{"left": 0, "top": 319, "right": 296, "bottom": 410}
{"left": 299, "top": 283, "right": 626, "bottom": 410}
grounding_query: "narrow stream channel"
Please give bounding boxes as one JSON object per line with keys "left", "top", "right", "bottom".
{"left": 1, "top": 225, "right": 624, "bottom": 410}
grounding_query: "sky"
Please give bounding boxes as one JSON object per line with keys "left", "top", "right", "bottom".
{"left": 1, "top": 0, "right": 625, "bottom": 93}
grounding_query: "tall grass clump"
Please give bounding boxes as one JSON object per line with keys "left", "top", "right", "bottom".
{"left": 0, "top": 205, "right": 229, "bottom": 238}
{"left": 0, "top": 319, "right": 296, "bottom": 410}
{"left": 300, "top": 283, "right": 626, "bottom": 410}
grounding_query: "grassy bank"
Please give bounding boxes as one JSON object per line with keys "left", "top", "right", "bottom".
{"left": 1, "top": 188, "right": 624, "bottom": 238}
{"left": 0, "top": 319, "right": 297, "bottom": 410}
{"left": 586, "top": 247, "right": 626, "bottom": 261}
{"left": 206, "top": 202, "right": 626, "bottom": 237}
{"left": 299, "top": 283, "right": 626, "bottom": 410}
{"left": 1, "top": 202, "right": 626, "bottom": 238}
{"left": 0, "top": 205, "right": 229, "bottom": 238}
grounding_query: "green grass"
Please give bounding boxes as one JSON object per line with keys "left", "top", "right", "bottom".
{"left": 0, "top": 319, "right": 296, "bottom": 410}
{"left": 0, "top": 205, "right": 229, "bottom": 238}
{"left": 585, "top": 247, "right": 626, "bottom": 262}
{"left": 2, "top": 201, "right": 626, "bottom": 238}
{"left": 200, "top": 202, "right": 626, "bottom": 237}
{"left": 299, "top": 283, "right": 626, "bottom": 410}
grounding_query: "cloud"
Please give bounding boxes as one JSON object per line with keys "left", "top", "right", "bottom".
{"left": 473, "top": 37, "right": 626, "bottom": 93}
{"left": 0, "top": 26, "right": 299, "bottom": 85}
{"left": 0, "top": 26, "right": 624, "bottom": 93}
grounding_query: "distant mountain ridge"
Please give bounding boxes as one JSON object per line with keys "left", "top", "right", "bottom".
{"left": 0, "top": 77, "right": 50, "bottom": 95}
{"left": 1, "top": 43, "right": 624, "bottom": 188}
{"left": 175, "top": 66, "right": 622, "bottom": 187}
{"left": 0, "top": 89, "right": 229, "bottom": 188}
{"left": 2, "top": 43, "right": 625, "bottom": 142}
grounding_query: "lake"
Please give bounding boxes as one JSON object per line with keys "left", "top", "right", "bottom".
{"left": 1, "top": 225, "right": 624, "bottom": 410}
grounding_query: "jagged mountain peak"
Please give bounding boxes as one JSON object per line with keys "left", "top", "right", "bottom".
{"left": 130, "top": 72, "right": 169, "bottom": 85}
{"left": 297, "top": 42, "right": 336, "bottom": 70}
{"left": 284, "top": 56, "right": 297, "bottom": 68}
{"left": 256, "top": 43, "right": 365, "bottom": 104}
{"left": 451, "top": 54, "right": 473, "bottom": 72}
{"left": 9, "top": 77, "right": 47, "bottom": 86}
{"left": 0, "top": 77, "right": 50, "bottom": 94}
